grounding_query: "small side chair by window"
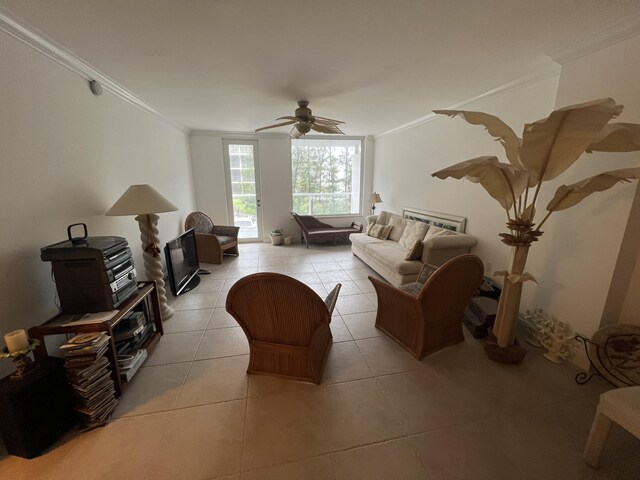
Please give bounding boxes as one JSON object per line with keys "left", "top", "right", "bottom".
{"left": 184, "top": 211, "right": 239, "bottom": 264}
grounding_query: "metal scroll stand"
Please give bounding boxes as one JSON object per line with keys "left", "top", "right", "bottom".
{"left": 574, "top": 333, "right": 638, "bottom": 387}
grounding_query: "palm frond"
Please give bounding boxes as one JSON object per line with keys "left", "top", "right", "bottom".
{"left": 546, "top": 167, "right": 640, "bottom": 212}
{"left": 434, "top": 110, "right": 521, "bottom": 167}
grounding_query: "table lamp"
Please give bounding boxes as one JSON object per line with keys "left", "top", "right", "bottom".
{"left": 370, "top": 192, "right": 382, "bottom": 215}
{"left": 106, "top": 184, "right": 178, "bottom": 320}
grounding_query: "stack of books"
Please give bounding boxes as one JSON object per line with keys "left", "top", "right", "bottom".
{"left": 59, "top": 332, "right": 117, "bottom": 429}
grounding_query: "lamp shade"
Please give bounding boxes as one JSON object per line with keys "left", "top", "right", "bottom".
{"left": 369, "top": 192, "right": 382, "bottom": 203}
{"left": 105, "top": 184, "right": 178, "bottom": 216}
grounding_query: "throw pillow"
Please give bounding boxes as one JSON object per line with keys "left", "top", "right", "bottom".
{"left": 387, "top": 214, "right": 407, "bottom": 242}
{"left": 376, "top": 211, "right": 392, "bottom": 225}
{"left": 417, "top": 264, "right": 438, "bottom": 283}
{"left": 404, "top": 239, "right": 423, "bottom": 261}
{"left": 398, "top": 220, "right": 429, "bottom": 249}
{"left": 424, "top": 225, "right": 454, "bottom": 243}
{"left": 366, "top": 224, "right": 392, "bottom": 240}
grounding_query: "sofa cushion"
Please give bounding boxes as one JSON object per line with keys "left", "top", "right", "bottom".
{"left": 388, "top": 214, "right": 407, "bottom": 242}
{"left": 399, "top": 220, "right": 429, "bottom": 249}
{"left": 404, "top": 239, "right": 423, "bottom": 260}
{"left": 365, "top": 242, "right": 423, "bottom": 275}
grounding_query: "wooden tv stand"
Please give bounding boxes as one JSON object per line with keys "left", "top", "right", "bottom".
{"left": 29, "top": 281, "right": 163, "bottom": 397}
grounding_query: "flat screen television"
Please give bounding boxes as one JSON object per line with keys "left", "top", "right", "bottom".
{"left": 164, "top": 228, "right": 201, "bottom": 296}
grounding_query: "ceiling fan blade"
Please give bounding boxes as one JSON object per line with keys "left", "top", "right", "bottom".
{"left": 313, "top": 116, "right": 344, "bottom": 125}
{"left": 255, "top": 120, "right": 296, "bottom": 132}
{"left": 275, "top": 116, "right": 300, "bottom": 122}
{"left": 311, "top": 124, "right": 345, "bottom": 134}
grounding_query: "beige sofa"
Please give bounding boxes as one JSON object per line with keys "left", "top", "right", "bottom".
{"left": 350, "top": 210, "right": 476, "bottom": 286}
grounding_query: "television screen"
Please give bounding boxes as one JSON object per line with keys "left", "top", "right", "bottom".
{"left": 164, "top": 229, "right": 201, "bottom": 296}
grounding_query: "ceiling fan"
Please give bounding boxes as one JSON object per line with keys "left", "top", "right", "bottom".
{"left": 255, "top": 100, "right": 345, "bottom": 138}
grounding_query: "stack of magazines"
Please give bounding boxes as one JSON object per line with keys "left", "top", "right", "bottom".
{"left": 59, "top": 332, "right": 117, "bottom": 429}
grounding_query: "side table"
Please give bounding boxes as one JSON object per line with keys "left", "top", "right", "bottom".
{"left": 0, "top": 358, "right": 76, "bottom": 458}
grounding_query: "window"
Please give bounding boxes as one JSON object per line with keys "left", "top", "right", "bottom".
{"left": 291, "top": 138, "right": 362, "bottom": 215}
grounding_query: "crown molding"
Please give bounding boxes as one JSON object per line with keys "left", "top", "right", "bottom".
{"left": 0, "top": 8, "right": 187, "bottom": 133}
{"left": 551, "top": 14, "right": 640, "bottom": 64}
{"left": 375, "top": 62, "right": 561, "bottom": 139}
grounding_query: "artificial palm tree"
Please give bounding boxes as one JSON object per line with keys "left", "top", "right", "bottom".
{"left": 432, "top": 98, "right": 640, "bottom": 362}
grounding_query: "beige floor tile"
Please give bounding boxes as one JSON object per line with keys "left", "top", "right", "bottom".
{"left": 215, "top": 290, "right": 230, "bottom": 308}
{"left": 331, "top": 438, "right": 430, "bottom": 480}
{"left": 195, "top": 326, "right": 249, "bottom": 360}
{"left": 409, "top": 422, "right": 531, "bottom": 480}
{"left": 284, "top": 255, "right": 312, "bottom": 264}
{"left": 352, "top": 277, "right": 375, "bottom": 293}
{"left": 162, "top": 308, "right": 212, "bottom": 333}
{"left": 342, "top": 311, "right": 381, "bottom": 339}
{"left": 247, "top": 372, "right": 318, "bottom": 398}
{"left": 257, "top": 265, "right": 288, "bottom": 274}
{"left": 208, "top": 307, "right": 238, "bottom": 329}
{"left": 175, "top": 355, "right": 248, "bottom": 408}
{"left": 288, "top": 272, "right": 322, "bottom": 284}
{"left": 312, "top": 261, "right": 343, "bottom": 272}
{"left": 145, "top": 330, "right": 204, "bottom": 366}
{"left": 344, "top": 267, "right": 377, "bottom": 280}
{"left": 356, "top": 336, "right": 425, "bottom": 376}
{"left": 317, "top": 270, "right": 353, "bottom": 283}
{"left": 113, "top": 362, "right": 190, "bottom": 417}
{"left": 197, "top": 277, "right": 226, "bottom": 293}
{"left": 310, "top": 378, "right": 404, "bottom": 451}
{"left": 242, "top": 391, "right": 330, "bottom": 470}
{"left": 335, "top": 293, "right": 376, "bottom": 315}
{"left": 227, "top": 267, "right": 258, "bottom": 279}
{"left": 241, "top": 455, "right": 335, "bottom": 480}
{"left": 325, "top": 279, "right": 362, "bottom": 295}
{"left": 285, "top": 263, "right": 315, "bottom": 273}
{"left": 322, "top": 340, "right": 372, "bottom": 384}
{"left": 157, "top": 400, "right": 245, "bottom": 479}
{"left": 330, "top": 316, "right": 353, "bottom": 342}
{"left": 378, "top": 369, "right": 475, "bottom": 434}
{"left": 309, "top": 253, "right": 339, "bottom": 263}
{"left": 48, "top": 411, "right": 168, "bottom": 480}
{"left": 306, "top": 282, "right": 329, "bottom": 297}
{"left": 173, "top": 291, "right": 219, "bottom": 311}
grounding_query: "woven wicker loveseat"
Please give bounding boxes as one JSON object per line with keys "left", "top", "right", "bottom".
{"left": 291, "top": 211, "right": 362, "bottom": 248}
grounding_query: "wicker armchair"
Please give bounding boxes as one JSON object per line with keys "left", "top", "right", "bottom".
{"left": 226, "top": 273, "right": 341, "bottom": 384}
{"left": 184, "top": 211, "right": 239, "bottom": 264}
{"left": 369, "top": 254, "right": 484, "bottom": 359}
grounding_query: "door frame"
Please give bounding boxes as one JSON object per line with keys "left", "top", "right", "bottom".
{"left": 222, "top": 139, "right": 262, "bottom": 242}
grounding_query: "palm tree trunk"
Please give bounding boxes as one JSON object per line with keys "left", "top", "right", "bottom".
{"left": 494, "top": 245, "right": 530, "bottom": 347}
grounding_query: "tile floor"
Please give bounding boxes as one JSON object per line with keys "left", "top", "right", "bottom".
{"left": 2, "top": 243, "right": 639, "bottom": 479}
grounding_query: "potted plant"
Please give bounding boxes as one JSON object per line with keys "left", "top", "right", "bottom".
{"left": 432, "top": 98, "right": 640, "bottom": 363}
{"left": 270, "top": 229, "right": 283, "bottom": 246}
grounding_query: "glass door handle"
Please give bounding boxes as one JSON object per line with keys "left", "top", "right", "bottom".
{"left": 256, "top": 199, "right": 261, "bottom": 207}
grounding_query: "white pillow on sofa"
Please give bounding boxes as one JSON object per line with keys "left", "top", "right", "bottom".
{"left": 398, "top": 220, "right": 429, "bottom": 249}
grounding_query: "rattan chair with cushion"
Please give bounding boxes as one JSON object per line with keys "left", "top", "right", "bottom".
{"left": 226, "top": 273, "right": 341, "bottom": 384}
{"left": 184, "top": 211, "right": 239, "bottom": 264}
{"left": 369, "top": 254, "right": 484, "bottom": 359}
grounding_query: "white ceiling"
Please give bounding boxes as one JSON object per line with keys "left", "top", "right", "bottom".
{"left": 2, "top": 0, "right": 640, "bottom": 136}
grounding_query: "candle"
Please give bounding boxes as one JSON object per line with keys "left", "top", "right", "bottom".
{"left": 5, "top": 329, "right": 29, "bottom": 353}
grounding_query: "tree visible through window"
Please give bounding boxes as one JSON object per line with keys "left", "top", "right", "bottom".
{"left": 291, "top": 138, "right": 362, "bottom": 215}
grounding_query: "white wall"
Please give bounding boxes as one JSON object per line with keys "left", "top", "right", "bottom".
{"left": 0, "top": 33, "right": 195, "bottom": 376}
{"left": 553, "top": 34, "right": 640, "bottom": 331}
{"left": 189, "top": 133, "right": 375, "bottom": 242}
{"left": 374, "top": 71, "right": 560, "bottom": 285}
{"left": 373, "top": 33, "right": 640, "bottom": 348}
